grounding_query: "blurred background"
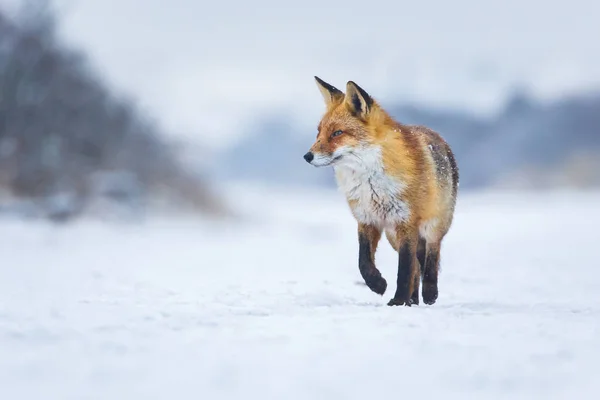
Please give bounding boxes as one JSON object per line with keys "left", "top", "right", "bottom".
{"left": 1, "top": 1, "right": 600, "bottom": 398}
{"left": 1, "top": 0, "right": 599, "bottom": 222}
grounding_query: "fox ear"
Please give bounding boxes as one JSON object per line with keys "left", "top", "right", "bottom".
{"left": 345, "top": 81, "right": 373, "bottom": 118}
{"left": 315, "top": 76, "right": 344, "bottom": 107}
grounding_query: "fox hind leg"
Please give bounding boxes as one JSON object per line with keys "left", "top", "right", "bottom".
{"left": 422, "top": 242, "right": 441, "bottom": 305}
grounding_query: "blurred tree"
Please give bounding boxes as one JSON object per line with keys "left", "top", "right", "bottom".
{"left": 0, "top": 1, "right": 227, "bottom": 221}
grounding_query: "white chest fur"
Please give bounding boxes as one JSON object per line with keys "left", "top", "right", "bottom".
{"left": 333, "top": 145, "right": 410, "bottom": 228}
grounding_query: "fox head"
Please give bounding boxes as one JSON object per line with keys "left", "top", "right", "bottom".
{"left": 304, "top": 76, "right": 385, "bottom": 168}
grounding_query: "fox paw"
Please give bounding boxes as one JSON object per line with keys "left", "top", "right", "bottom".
{"left": 422, "top": 283, "right": 438, "bottom": 305}
{"left": 387, "top": 297, "right": 413, "bottom": 307}
{"left": 364, "top": 275, "right": 387, "bottom": 295}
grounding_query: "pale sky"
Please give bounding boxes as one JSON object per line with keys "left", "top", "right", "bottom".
{"left": 4, "top": 0, "right": 600, "bottom": 147}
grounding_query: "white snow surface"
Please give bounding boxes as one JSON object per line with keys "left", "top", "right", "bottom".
{"left": 1, "top": 186, "right": 599, "bottom": 399}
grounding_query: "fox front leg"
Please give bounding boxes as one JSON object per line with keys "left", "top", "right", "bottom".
{"left": 388, "top": 225, "right": 419, "bottom": 306}
{"left": 357, "top": 224, "right": 387, "bottom": 295}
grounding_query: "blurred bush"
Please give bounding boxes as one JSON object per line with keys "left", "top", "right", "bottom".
{"left": 0, "top": 2, "right": 226, "bottom": 221}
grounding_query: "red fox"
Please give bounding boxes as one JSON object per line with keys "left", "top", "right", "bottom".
{"left": 304, "top": 77, "right": 459, "bottom": 306}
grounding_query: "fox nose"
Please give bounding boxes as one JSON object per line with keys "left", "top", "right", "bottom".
{"left": 303, "top": 152, "right": 314, "bottom": 163}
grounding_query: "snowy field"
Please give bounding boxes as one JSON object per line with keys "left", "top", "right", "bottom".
{"left": 1, "top": 186, "right": 599, "bottom": 399}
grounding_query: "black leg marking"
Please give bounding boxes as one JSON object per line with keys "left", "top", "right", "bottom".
{"left": 388, "top": 238, "right": 417, "bottom": 307}
{"left": 358, "top": 230, "right": 387, "bottom": 295}
{"left": 422, "top": 245, "right": 440, "bottom": 305}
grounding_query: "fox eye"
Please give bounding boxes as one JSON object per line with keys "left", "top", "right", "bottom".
{"left": 331, "top": 130, "right": 343, "bottom": 138}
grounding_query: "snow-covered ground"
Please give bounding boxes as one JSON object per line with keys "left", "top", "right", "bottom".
{"left": 1, "top": 187, "right": 599, "bottom": 399}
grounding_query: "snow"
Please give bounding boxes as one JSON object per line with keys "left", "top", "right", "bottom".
{"left": 1, "top": 186, "right": 599, "bottom": 399}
